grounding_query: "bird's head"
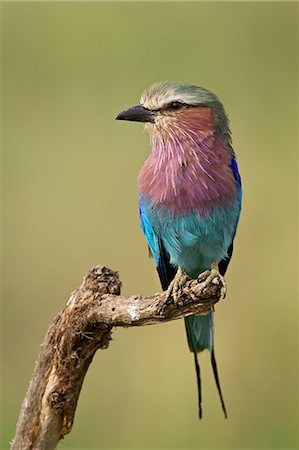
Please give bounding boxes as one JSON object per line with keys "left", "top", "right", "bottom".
{"left": 116, "top": 81, "right": 231, "bottom": 144}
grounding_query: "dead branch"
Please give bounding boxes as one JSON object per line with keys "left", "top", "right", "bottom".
{"left": 11, "top": 265, "right": 225, "bottom": 450}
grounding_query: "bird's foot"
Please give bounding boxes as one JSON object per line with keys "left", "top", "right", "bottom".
{"left": 196, "top": 264, "right": 227, "bottom": 301}
{"left": 166, "top": 267, "right": 189, "bottom": 305}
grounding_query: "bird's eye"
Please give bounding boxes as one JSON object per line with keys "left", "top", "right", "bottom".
{"left": 168, "top": 101, "right": 184, "bottom": 110}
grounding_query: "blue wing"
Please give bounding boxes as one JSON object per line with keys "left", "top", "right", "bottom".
{"left": 139, "top": 197, "right": 176, "bottom": 290}
{"left": 218, "top": 155, "right": 242, "bottom": 275}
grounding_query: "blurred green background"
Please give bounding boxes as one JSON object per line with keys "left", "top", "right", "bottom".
{"left": 1, "top": 2, "right": 298, "bottom": 449}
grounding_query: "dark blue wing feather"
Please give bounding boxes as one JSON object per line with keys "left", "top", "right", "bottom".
{"left": 218, "top": 156, "right": 242, "bottom": 275}
{"left": 156, "top": 241, "right": 176, "bottom": 290}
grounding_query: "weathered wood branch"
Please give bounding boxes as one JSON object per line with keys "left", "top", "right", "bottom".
{"left": 11, "top": 265, "right": 225, "bottom": 450}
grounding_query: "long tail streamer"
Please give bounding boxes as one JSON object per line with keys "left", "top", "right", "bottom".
{"left": 193, "top": 352, "right": 202, "bottom": 419}
{"left": 211, "top": 347, "right": 228, "bottom": 418}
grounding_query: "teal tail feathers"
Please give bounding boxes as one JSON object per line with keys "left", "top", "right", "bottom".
{"left": 184, "top": 313, "right": 227, "bottom": 419}
{"left": 185, "top": 313, "right": 213, "bottom": 353}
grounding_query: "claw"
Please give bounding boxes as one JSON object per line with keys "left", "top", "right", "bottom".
{"left": 166, "top": 266, "right": 188, "bottom": 304}
{"left": 204, "top": 270, "right": 226, "bottom": 300}
{"left": 199, "top": 260, "right": 227, "bottom": 300}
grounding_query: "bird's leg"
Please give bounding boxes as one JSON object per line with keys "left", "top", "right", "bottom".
{"left": 166, "top": 266, "right": 188, "bottom": 304}
{"left": 198, "top": 260, "right": 227, "bottom": 300}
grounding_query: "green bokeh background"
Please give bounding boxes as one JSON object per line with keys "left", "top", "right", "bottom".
{"left": 1, "top": 2, "right": 298, "bottom": 449}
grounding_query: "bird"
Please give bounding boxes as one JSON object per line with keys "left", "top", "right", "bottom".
{"left": 116, "top": 81, "right": 242, "bottom": 419}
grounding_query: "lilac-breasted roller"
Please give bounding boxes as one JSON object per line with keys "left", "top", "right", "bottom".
{"left": 116, "top": 82, "right": 242, "bottom": 418}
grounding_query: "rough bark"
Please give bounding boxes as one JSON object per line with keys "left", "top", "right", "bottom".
{"left": 11, "top": 265, "right": 225, "bottom": 450}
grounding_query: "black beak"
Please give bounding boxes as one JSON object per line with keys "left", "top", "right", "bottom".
{"left": 115, "top": 104, "right": 155, "bottom": 123}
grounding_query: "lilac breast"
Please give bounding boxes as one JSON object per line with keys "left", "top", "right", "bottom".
{"left": 138, "top": 134, "right": 236, "bottom": 217}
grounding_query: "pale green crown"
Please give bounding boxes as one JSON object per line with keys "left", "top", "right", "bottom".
{"left": 141, "top": 81, "right": 231, "bottom": 142}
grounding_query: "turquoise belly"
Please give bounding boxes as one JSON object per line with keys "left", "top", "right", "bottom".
{"left": 142, "top": 199, "right": 239, "bottom": 277}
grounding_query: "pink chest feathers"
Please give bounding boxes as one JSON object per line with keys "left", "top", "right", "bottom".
{"left": 138, "top": 126, "right": 236, "bottom": 216}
